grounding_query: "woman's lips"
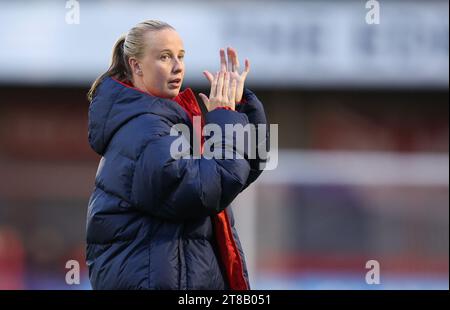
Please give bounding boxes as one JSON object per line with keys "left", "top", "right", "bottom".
{"left": 168, "top": 79, "right": 181, "bottom": 88}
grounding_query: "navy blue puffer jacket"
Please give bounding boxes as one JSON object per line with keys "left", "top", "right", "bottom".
{"left": 86, "top": 77, "right": 267, "bottom": 290}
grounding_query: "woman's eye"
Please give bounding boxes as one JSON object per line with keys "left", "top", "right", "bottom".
{"left": 161, "top": 55, "right": 170, "bottom": 60}
{"left": 178, "top": 55, "right": 184, "bottom": 60}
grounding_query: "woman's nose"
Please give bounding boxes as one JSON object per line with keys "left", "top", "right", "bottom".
{"left": 172, "top": 59, "right": 183, "bottom": 73}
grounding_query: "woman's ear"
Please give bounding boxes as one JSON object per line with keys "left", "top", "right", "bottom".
{"left": 129, "top": 57, "right": 143, "bottom": 76}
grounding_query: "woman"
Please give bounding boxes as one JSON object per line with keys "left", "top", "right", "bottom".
{"left": 86, "top": 20, "right": 268, "bottom": 290}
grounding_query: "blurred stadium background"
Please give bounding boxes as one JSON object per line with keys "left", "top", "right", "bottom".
{"left": 0, "top": 0, "right": 448, "bottom": 289}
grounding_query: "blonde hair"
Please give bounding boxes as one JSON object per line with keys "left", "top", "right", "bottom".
{"left": 87, "top": 20, "right": 174, "bottom": 102}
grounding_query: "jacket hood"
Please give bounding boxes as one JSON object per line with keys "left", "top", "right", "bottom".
{"left": 88, "top": 77, "right": 193, "bottom": 155}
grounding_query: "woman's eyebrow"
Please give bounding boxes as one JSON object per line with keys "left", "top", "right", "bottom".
{"left": 159, "top": 49, "right": 185, "bottom": 54}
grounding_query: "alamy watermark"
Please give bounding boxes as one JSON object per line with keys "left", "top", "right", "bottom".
{"left": 169, "top": 116, "right": 278, "bottom": 170}
{"left": 365, "top": 259, "right": 381, "bottom": 285}
{"left": 365, "top": 0, "right": 380, "bottom": 25}
{"left": 65, "top": 0, "right": 80, "bottom": 25}
{"left": 65, "top": 259, "right": 80, "bottom": 285}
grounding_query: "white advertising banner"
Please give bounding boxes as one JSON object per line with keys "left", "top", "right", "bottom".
{"left": 0, "top": 0, "right": 448, "bottom": 88}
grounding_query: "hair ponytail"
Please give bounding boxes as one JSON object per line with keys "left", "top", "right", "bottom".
{"left": 87, "top": 20, "right": 174, "bottom": 102}
{"left": 87, "top": 35, "right": 129, "bottom": 102}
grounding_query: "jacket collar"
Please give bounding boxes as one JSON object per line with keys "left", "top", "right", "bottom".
{"left": 88, "top": 76, "right": 196, "bottom": 155}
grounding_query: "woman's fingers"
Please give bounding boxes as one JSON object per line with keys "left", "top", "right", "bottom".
{"left": 242, "top": 58, "right": 250, "bottom": 78}
{"left": 208, "top": 50, "right": 249, "bottom": 109}
{"left": 230, "top": 78, "right": 237, "bottom": 101}
{"left": 226, "top": 47, "right": 233, "bottom": 72}
{"left": 198, "top": 93, "right": 209, "bottom": 107}
{"left": 230, "top": 79, "right": 237, "bottom": 110}
{"left": 210, "top": 71, "right": 219, "bottom": 97}
{"left": 202, "top": 70, "right": 214, "bottom": 83}
{"left": 219, "top": 47, "right": 245, "bottom": 74}
{"left": 220, "top": 48, "right": 227, "bottom": 72}
{"left": 216, "top": 71, "right": 225, "bottom": 99}
{"left": 223, "top": 72, "right": 230, "bottom": 99}
{"left": 228, "top": 47, "right": 240, "bottom": 72}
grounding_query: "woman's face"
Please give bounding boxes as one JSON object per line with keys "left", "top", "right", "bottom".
{"left": 137, "top": 28, "right": 185, "bottom": 99}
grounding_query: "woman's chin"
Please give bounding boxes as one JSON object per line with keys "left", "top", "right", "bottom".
{"left": 164, "top": 88, "right": 180, "bottom": 99}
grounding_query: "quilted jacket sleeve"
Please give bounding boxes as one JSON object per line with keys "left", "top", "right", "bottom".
{"left": 131, "top": 108, "right": 251, "bottom": 221}
{"left": 235, "top": 88, "right": 269, "bottom": 191}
